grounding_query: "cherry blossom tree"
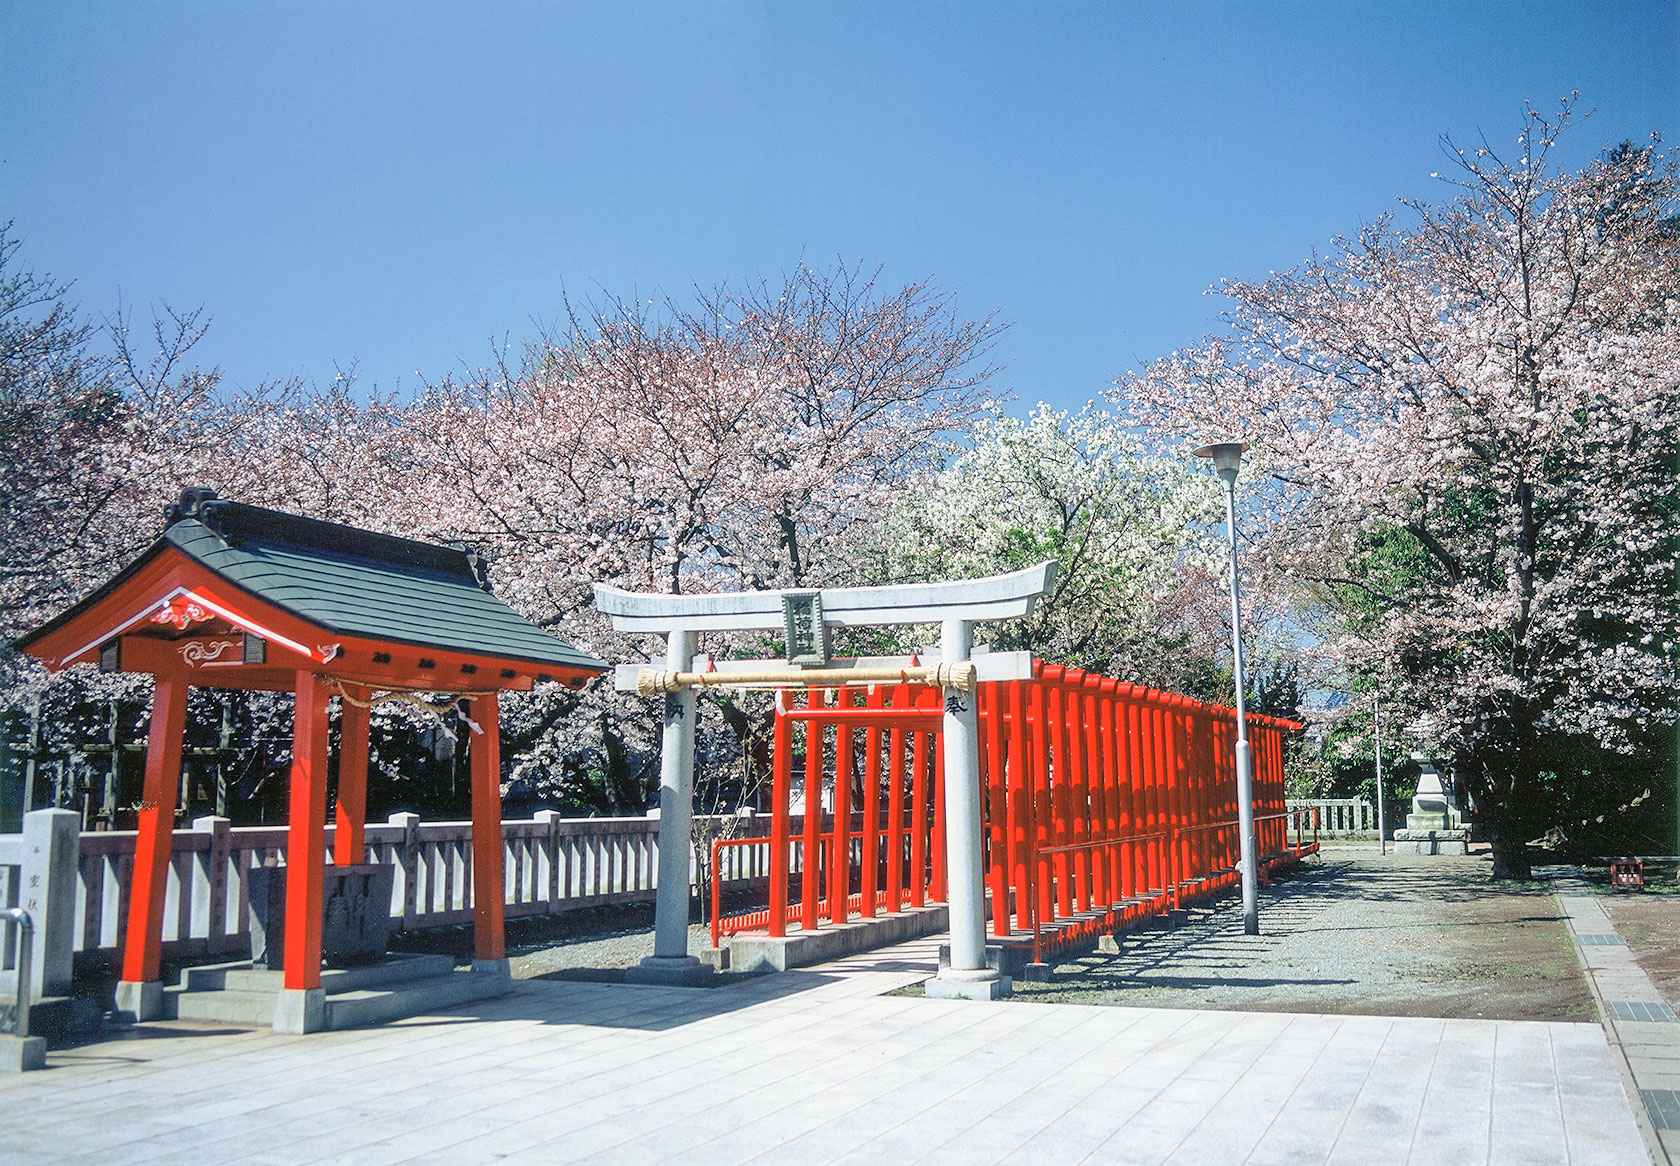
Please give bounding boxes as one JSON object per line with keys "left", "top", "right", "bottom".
{"left": 848, "top": 401, "right": 1235, "bottom": 690}
{"left": 2, "top": 254, "right": 1003, "bottom": 822}
{"left": 374, "top": 262, "right": 1003, "bottom": 812}
{"left": 1119, "top": 101, "right": 1680, "bottom": 877}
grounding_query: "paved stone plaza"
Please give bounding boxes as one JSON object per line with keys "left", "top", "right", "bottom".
{"left": 0, "top": 931, "right": 1651, "bottom": 1164}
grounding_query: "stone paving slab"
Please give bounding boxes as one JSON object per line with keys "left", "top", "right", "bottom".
{"left": 1554, "top": 872, "right": 1678, "bottom": 1164}
{"left": 0, "top": 928, "right": 1651, "bottom": 1165}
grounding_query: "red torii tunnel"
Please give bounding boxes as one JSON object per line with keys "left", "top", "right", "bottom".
{"left": 18, "top": 490, "right": 604, "bottom": 1031}
{"left": 713, "top": 662, "right": 1312, "bottom": 967}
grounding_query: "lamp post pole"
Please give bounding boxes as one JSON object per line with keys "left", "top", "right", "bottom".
{"left": 1374, "top": 694, "right": 1387, "bottom": 856}
{"left": 1196, "top": 441, "right": 1260, "bottom": 936}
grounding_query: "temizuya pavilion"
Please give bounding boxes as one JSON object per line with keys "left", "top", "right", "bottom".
{"left": 17, "top": 489, "right": 605, "bottom": 1032}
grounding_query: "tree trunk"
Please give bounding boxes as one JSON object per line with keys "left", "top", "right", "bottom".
{"left": 1487, "top": 833, "right": 1533, "bottom": 880}
{"left": 1474, "top": 749, "right": 1537, "bottom": 881}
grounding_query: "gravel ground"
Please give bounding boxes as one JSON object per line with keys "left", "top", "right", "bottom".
{"left": 388, "top": 898, "right": 740, "bottom": 984}
{"left": 385, "top": 843, "right": 1616, "bottom": 1019}
{"left": 1002, "top": 842, "right": 1596, "bottom": 1021}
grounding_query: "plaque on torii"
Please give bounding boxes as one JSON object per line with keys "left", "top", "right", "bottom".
{"left": 593, "top": 561, "right": 1057, "bottom": 997}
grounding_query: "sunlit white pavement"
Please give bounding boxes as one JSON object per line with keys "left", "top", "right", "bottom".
{"left": 0, "top": 933, "right": 1647, "bottom": 1165}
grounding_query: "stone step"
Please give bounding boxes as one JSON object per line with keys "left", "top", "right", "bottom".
{"left": 181, "top": 953, "right": 457, "bottom": 996}
{"left": 169, "top": 987, "right": 278, "bottom": 1026}
{"left": 170, "top": 959, "right": 511, "bottom": 1030}
{"left": 324, "top": 969, "right": 513, "bottom": 1030}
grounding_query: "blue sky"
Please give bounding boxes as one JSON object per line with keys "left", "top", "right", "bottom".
{"left": 2, "top": 3, "right": 1674, "bottom": 412}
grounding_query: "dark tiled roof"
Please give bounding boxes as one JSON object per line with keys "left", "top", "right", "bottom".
{"left": 36, "top": 497, "right": 605, "bottom": 673}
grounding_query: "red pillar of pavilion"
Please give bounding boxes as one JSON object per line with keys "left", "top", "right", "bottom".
{"left": 333, "top": 686, "right": 371, "bottom": 866}
{"left": 468, "top": 693, "right": 506, "bottom": 964}
{"left": 115, "top": 674, "right": 189, "bottom": 1018}
{"left": 282, "top": 673, "right": 331, "bottom": 992}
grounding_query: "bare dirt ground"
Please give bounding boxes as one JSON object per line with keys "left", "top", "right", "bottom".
{"left": 1005, "top": 842, "right": 1596, "bottom": 1021}
{"left": 1599, "top": 861, "right": 1680, "bottom": 1013}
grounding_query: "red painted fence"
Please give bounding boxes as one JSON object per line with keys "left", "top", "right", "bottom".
{"left": 712, "top": 660, "right": 1316, "bottom": 962}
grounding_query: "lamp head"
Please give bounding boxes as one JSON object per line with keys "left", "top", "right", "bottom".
{"left": 1192, "top": 440, "right": 1248, "bottom": 486}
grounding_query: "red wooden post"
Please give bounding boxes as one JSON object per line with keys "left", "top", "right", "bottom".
{"left": 1008, "top": 679, "right": 1031, "bottom": 938}
{"left": 1047, "top": 672, "right": 1071, "bottom": 918}
{"left": 1169, "top": 702, "right": 1182, "bottom": 907}
{"left": 887, "top": 720, "right": 906, "bottom": 911}
{"left": 1088, "top": 685, "right": 1115, "bottom": 913}
{"left": 1229, "top": 716, "right": 1243, "bottom": 873}
{"left": 1266, "top": 724, "right": 1282, "bottom": 854}
{"left": 909, "top": 725, "right": 928, "bottom": 907}
{"left": 1159, "top": 700, "right": 1182, "bottom": 908}
{"left": 1136, "top": 696, "right": 1159, "bottom": 900}
{"left": 1193, "top": 707, "right": 1211, "bottom": 881}
{"left": 121, "top": 674, "right": 189, "bottom": 986}
{"left": 469, "top": 693, "right": 506, "bottom": 961}
{"left": 1171, "top": 699, "right": 1192, "bottom": 890}
{"left": 283, "top": 672, "right": 331, "bottom": 991}
{"left": 983, "top": 682, "right": 1010, "bottom": 938}
{"left": 333, "top": 686, "right": 370, "bottom": 866}
{"left": 1111, "top": 684, "right": 1130, "bottom": 902}
{"left": 928, "top": 678, "right": 948, "bottom": 903}
{"left": 1124, "top": 693, "right": 1147, "bottom": 901}
{"left": 860, "top": 685, "right": 882, "bottom": 918}
{"left": 1029, "top": 675, "right": 1054, "bottom": 924}
{"left": 769, "top": 704, "right": 792, "bottom": 937}
{"left": 831, "top": 721, "right": 853, "bottom": 924}
{"left": 1060, "top": 680, "right": 1085, "bottom": 912}
{"left": 930, "top": 729, "right": 947, "bottom": 903}
{"left": 802, "top": 691, "right": 823, "bottom": 932}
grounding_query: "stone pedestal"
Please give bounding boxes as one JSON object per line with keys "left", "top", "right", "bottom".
{"left": 625, "top": 955, "right": 714, "bottom": 987}
{"left": 931, "top": 943, "right": 1012, "bottom": 1000}
{"left": 271, "top": 987, "right": 327, "bottom": 1034}
{"left": 0, "top": 1035, "right": 45, "bottom": 1072}
{"left": 113, "top": 979, "right": 164, "bottom": 1022}
{"left": 1392, "top": 828, "right": 1469, "bottom": 856}
{"left": 926, "top": 968, "right": 1012, "bottom": 1000}
{"left": 1396, "top": 760, "right": 1469, "bottom": 854}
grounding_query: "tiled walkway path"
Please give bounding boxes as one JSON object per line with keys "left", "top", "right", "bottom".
{"left": 1551, "top": 873, "right": 1679, "bottom": 1164}
{"left": 0, "top": 928, "right": 1650, "bottom": 1165}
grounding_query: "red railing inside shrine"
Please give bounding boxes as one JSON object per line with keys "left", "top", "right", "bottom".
{"left": 710, "top": 661, "right": 1315, "bottom": 961}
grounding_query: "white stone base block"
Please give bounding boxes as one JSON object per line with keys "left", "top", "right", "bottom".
{"left": 0, "top": 1035, "right": 45, "bottom": 1072}
{"left": 1394, "top": 839, "right": 1469, "bottom": 856}
{"left": 925, "top": 970, "right": 1012, "bottom": 1001}
{"left": 271, "top": 987, "right": 327, "bottom": 1034}
{"left": 625, "top": 955, "right": 715, "bottom": 987}
{"left": 114, "top": 979, "right": 164, "bottom": 1022}
{"left": 470, "top": 958, "right": 512, "bottom": 979}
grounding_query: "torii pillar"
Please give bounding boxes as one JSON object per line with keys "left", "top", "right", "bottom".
{"left": 624, "top": 630, "right": 711, "bottom": 987}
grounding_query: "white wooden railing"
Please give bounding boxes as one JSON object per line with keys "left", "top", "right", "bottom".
{"left": 0, "top": 809, "right": 776, "bottom": 979}
{"left": 1285, "top": 797, "right": 1379, "bottom": 837}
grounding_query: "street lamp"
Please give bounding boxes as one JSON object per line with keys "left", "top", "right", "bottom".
{"left": 1194, "top": 439, "right": 1260, "bottom": 936}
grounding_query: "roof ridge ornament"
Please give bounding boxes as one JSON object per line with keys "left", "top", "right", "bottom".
{"left": 164, "top": 486, "right": 224, "bottom": 534}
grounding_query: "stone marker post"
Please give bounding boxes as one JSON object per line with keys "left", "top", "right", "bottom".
{"left": 20, "top": 809, "right": 77, "bottom": 999}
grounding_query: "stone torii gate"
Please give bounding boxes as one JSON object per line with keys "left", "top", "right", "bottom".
{"left": 594, "top": 562, "right": 1056, "bottom": 999}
